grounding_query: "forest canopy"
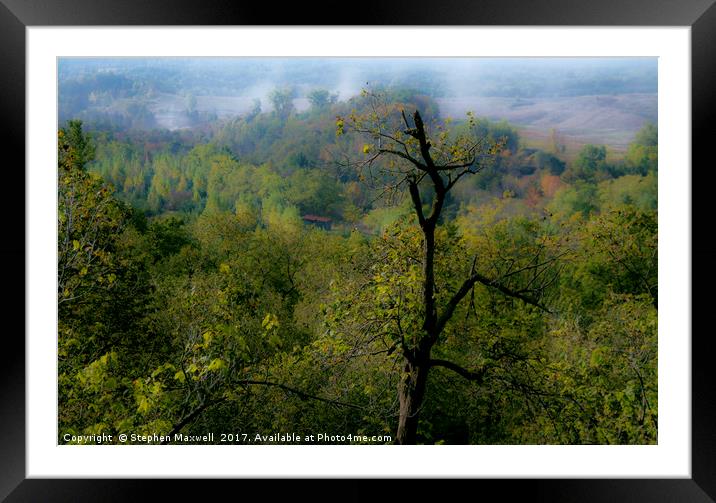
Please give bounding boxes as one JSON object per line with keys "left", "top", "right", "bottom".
{"left": 58, "top": 61, "right": 657, "bottom": 446}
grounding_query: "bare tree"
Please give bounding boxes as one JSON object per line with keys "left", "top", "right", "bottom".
{"left": 338, "top": 91, "right": 558, "bottom": 444}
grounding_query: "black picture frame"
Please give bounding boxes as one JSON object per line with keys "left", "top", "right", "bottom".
{"left": 3, "top": 0, "right": 714, "bottom": 501}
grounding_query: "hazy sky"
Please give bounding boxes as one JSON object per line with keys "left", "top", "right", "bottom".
{"left": 59, "top": 57, "right": 657, "bottom": 100}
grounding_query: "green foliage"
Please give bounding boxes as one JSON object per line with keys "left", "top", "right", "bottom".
{"left": 58, "top": 89, "right": 658, "bottom": 445}
{"left": 634, "top": 122, "right": 657, "bottom": 147}
{"left": 58, "top": 122, "right": 130, "bottom": 311}
{"left": 563, "top": 206, "right": 658, "bottom": 311}
{"left": 598, "top": 172, "right": 657, "bottom": 211}
{"left": 544, "top": 293, "right": 657, "bottom": 443}
{"left": 308, "top": 89, "right": 338, "bottom": 111}
{"left": 533, "top": 150, "right": 566, "bottom": 175}
{"left": 563, "top": 144, "right": 608, "bottom": 183}
{"left": 624, "top": 123, "right": 658, "bottom": 175}
{"left": 60, "top": 120, "right": 96, "bottom": 169}
{"left": 269, "top": 86, "right": 296, "bottom": 120}
{"left": 547, "top": 181, "right": 600, "bottom": 218}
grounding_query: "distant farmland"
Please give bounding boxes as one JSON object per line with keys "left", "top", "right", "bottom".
{"left": 436, "top": 93, "right": 657, "bottom": 158}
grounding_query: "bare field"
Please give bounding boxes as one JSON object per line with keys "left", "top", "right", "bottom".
{"left": 436, "top": 93, "right": 657, "bottom": 154}
{"left": 517, "top": 127, "right": 626, "bottom": 162}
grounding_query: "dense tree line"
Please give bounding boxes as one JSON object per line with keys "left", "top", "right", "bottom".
{"left": 58, "top": 88, "right": 657, "bottom": 445}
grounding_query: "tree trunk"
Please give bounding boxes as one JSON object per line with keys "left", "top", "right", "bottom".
{"left": 422, "top": 224, "right": 437, "bottom": 331}
{"left": 394, "top": 112, "right": 443, "bottom": 444}
{"left": 395, "top": 357, "right": 430, "bottom": 444}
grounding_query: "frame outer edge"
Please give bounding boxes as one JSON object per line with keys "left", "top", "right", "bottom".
{"left": 692, "top": 1, "right": 716, "bottom": 501}
{"left": 0, "top": 0, "right": 27, "bottom": 501}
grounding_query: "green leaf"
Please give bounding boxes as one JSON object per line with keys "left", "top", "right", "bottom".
{"left": 262, "top": 313, "right": 279, "bottom": 331}
{"left": 202, "top": 331, "right": 213, "bottom": 347}
{"left": 207, "top": 358, "right": 226, "bottom": 372}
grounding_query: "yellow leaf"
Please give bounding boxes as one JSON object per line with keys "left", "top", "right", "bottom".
{"left": 207, "top": 358, "right": 226, "bottom": 372}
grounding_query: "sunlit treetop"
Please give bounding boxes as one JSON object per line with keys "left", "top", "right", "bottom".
{"left": 336, "top": 89, "right": 506, "bottom": 198}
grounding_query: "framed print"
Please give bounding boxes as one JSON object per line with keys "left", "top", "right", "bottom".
{"left": 4, "top": 0, "right": 715, "bottom": 500}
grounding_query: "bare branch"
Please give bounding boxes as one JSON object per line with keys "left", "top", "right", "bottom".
{"left": 446, "top": 165, "right": 481, "bottom": 191}
{"left": 162, "top": 397, "right": 226, "bottom": 443}
{"left": 238, "top": 380, "right": 364, "bottom": 409}
{"left": 436, "top": 271, "right": 551, "bottom": 337}
{"left": 500, "top": 252, "right": 568, "bottom": 281}
{"left": 378, "top": 148, "right": 427, "bottom": 171}
{"left": 429, "top": 359, "right": 486, "bottom": 382}
{"left": 408, "top": 179, "right": 426, "bottom": 227}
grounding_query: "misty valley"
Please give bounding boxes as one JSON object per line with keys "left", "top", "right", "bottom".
{"left": 58, "top": 58, "right": 658, "bottom": 445}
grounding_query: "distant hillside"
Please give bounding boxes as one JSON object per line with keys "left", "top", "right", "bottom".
{"left": 437, "top": 93, "right": 657, "bottom": 153}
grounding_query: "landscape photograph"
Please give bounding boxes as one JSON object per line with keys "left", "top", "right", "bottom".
{"left": 58, "top": 57, "right": 658, "bottom": 446}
